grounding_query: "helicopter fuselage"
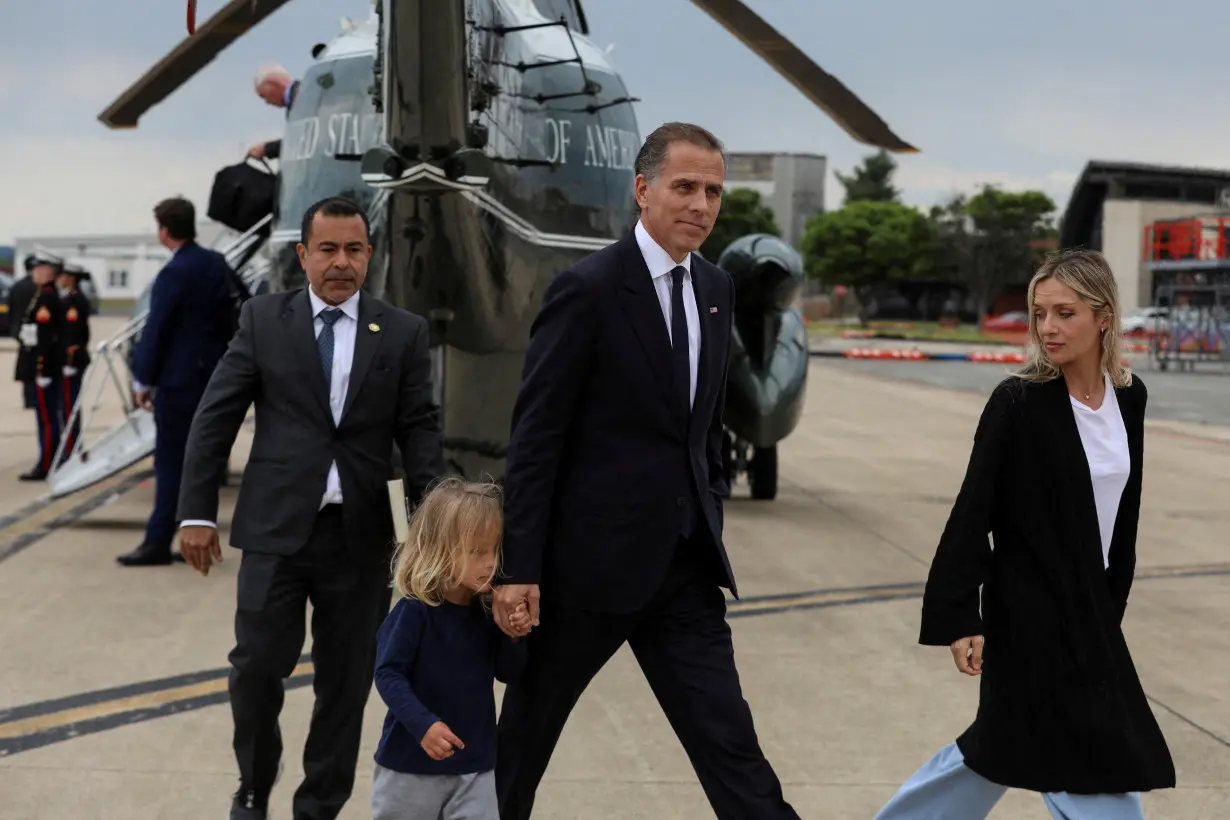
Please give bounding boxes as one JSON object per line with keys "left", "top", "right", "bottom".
{"left": 243, "top": 0, "right": 808, "bottom": 489}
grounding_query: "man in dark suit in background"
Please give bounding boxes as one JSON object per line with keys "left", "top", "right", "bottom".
{"left": 175, "top": 196, "right": 444, "bottom": 820}
{"left": 117, "top": 197, "right": 236, "bottom": 567}
{"left": 492, "top": 122, "right": 801, "bottom": 819}
{"left": 247, "top": 62, "right": 300, "bottom": 161}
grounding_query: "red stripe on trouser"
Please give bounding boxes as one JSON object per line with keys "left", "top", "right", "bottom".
{"left": 35, "top": 385, "right": 52, "bottom": 474}
{"left": 62, "top": 379, "right": 75, "bottom": 455}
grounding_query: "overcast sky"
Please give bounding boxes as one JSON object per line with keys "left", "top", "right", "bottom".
{"left": 2, "top": 0, "right": 1228, "bottom": 243}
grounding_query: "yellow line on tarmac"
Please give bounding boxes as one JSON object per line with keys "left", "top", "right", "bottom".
{"left": 0, "top": 662, "right": 314, "bottom": 740}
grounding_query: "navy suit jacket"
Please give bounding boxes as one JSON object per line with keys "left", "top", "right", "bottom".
{"left": 132, "top": 241, "right": 235, "bottom": 392}
{"left": 500, "top": 230, "right": 736, "bottom": 614}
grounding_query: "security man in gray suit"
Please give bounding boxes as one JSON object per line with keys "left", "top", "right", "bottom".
{"left": 175, "top": 195, "right": 445, "bottom": 820}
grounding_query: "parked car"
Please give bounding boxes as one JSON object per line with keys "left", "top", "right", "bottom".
{"left": 1121, "top": 306, "right": 1168, "bottom": 337}
{"left": 982, "top": 310, "right": 1029, "bottom": 333}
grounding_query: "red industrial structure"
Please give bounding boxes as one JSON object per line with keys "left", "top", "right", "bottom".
{"left": 1139, "top": 215, "right": 1230, "bottom": 371}
{"left": 1142, "top": 215, "right": 1230, "bottom": 264}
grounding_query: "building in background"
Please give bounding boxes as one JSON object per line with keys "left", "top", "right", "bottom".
{"left": 724, "top": 151, "right": 827, "bottom": 249}
{"left": 11, "top": 221, "right": 231, "bottom": 302}
{"left": 1059, "top": 160, "right": 1230, "bottom": 310}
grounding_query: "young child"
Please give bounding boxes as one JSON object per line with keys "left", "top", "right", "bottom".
{"left": 371, "top": 477, "right": 531, "bottom": 820}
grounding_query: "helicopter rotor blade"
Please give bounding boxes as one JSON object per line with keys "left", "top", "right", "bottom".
{"left": 99, "top": 0, "right": 295, "bottom": 129}
{"left": 686, "top": 0, "right": 917, "bottom": 153}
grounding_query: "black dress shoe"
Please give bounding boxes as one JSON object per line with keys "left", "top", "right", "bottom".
{"left": 18, "top": 468, "right": 47, "bottom": 481}
{"left": 116, "top": 543, "right": 174, "bottom": 566}
{"left": 229, "top": 787, "right": 269, "bottom": 819}
{"left": 229, "top": 760, "right": 281, "bottom": 819}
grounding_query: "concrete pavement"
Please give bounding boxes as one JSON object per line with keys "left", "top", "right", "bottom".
{"left": 0, "top": 318, "right": 1227, "bottom": 819}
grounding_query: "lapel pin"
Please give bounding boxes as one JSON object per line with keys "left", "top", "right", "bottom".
{"left": 369, "top": 323, "right": 380, "bottom": 333}
{"left": 709, "top": 306, "right": 718, "bottom": 314}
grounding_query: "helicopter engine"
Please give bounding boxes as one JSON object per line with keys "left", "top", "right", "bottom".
{"left": 717, "top": 234, "right": 809, "bottom": 500}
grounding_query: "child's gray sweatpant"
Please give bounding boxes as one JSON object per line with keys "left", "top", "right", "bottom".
{"left": 371, "top": 763, "right": 497, "bottom": 819}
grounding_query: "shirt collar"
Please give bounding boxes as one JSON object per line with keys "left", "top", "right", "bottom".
{"left": 634, "top": 219, "right": 691, "bottom": 281}
{"left": 308, "top": 286, "right": 361, "bottom": 321}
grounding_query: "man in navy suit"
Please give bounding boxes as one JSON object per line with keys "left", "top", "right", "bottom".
{"left": 492, "top": 122, "right": 801, "bottom": 819}
{"left": 118, "top": 197, "right": 238, "bottom": 567}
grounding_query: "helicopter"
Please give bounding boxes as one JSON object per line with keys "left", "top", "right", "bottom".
{"left": 56, "top": 0, "right": 915, "bottom": 501}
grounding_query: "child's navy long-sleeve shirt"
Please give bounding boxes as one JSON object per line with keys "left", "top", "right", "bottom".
{"left": 373, "top": 596, "right": 527, "bottom": 775}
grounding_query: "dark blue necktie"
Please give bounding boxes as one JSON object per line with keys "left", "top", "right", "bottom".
{"left": 670, "top": 265, "right": 690, "bottom": 418}
{"left": 670, "top": 265, "right": 696, "bottom": 540}
{"left": 317, "top": 308, "right": 342, "bottom": 384}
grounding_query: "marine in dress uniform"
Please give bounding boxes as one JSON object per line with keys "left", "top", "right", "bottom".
{"left": 56, "top": 264, "right": 92, "bottom": 463}
{"left": 13, "top": 250, "right": 65, "bottom": 481}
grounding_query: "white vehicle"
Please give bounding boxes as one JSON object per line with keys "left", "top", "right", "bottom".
{"left": 1121, "top": 306, "right": 1169, "bottom": 335}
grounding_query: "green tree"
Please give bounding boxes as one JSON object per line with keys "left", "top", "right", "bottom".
{"left": 801, "top": 200, "right": 934, "bottom": 323}
{"left": 934, "top": 185, "right": 1056, "bottom": 317}
{"left": 701, "top": 187, "right": 781, "bottom": 262}
{"left": 835, "top": 149, "right": 900, "bottom": 204}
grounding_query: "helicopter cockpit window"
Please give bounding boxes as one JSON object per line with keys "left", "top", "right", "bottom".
{"left": 532, "top": 0, "right": 584, "bottom": 32}
{"left": 276, "top": 54, "right": 385, "bottom": 232}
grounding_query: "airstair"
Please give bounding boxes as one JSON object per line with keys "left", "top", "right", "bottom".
{"left": 44, "top": 216, "right": 273, "bottom": 499}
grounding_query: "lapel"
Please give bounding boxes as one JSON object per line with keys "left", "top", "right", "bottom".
{"left": 616, "top": 233, "right": 682, "bottom": 426}
{"left": 285, "top": 289, "right": 334, "bottom": 423}
{"left": 341, "top": 291, "right": 384, "bottom": 421}
{"left": 1107, "top": 375, "right": 1144, "bottom": 551}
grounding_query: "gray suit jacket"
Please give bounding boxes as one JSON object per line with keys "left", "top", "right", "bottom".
{"left": 176, "top": 287, "right": 444, "bottom": 558}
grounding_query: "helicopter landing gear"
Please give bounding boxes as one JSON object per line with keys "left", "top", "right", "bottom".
{"left": 723, "top": 430, "right": 778, "bottom": 501}
{"left": 748, "top": 444, "right": 777, "bottom": 500}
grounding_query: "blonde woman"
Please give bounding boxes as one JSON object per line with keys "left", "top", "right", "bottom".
{"left": 875, "top": 250, "right": 1175, "bottom": 819}
{"left": 370, "top": 477, "right": 532, "bottom": 820}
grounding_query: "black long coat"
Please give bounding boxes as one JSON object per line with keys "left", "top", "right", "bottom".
{"left": 919, "top": 372, "right": 1176, "bottom": 794}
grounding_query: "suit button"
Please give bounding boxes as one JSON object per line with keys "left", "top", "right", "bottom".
{"left": 676, "top": 497, "right": 686, "bottom": 507}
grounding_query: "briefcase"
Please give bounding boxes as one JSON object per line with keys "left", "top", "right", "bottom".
{"left": 207, "top": 158, "right": 276, "bottom": 233}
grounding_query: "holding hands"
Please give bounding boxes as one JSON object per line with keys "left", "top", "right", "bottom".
{"left": 493, "top": 583, "right": 540, "bottom": 638}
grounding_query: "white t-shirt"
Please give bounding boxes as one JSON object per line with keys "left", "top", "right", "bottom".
{"left": 1070, "top": 374, "right": 1130, "bottom": 570}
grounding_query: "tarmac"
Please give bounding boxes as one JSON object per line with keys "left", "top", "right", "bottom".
{"left": 1, "top": 316, "right": 1228, "bottom": 819}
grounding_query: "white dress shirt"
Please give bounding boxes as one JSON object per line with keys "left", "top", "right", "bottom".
{"left": 179, "top": 287, "right": 361, "bottom": 531}
{"left": 309, "top": 287, "right": 359, "bottom": 506}
{"left": 634, "top": 219, "right": 700, "bottom": 408}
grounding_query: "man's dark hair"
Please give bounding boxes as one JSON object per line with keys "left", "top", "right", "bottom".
{"left": 634, "top": 122, "right": 725, "bottom": 183}
{"left": 153, "top": 197, "right": 196, "bottom": 241}
{"left": 301, "top": 196, "right": 370, "bottom": 245}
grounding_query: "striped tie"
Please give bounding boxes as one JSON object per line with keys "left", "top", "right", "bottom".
{"left": 317, "top": 308, "right": 342, "bottom": 383}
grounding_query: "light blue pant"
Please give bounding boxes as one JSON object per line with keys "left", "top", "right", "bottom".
{"left": 874, "top": 743, "right": 1145, "bottom": 819}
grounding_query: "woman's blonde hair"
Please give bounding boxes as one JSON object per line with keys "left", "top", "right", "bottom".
{"left": 1012, "top": 248, "right": 1132, "bottom": 388}
{"left": 391, "top": 476, "right": 503, "bottom": 606}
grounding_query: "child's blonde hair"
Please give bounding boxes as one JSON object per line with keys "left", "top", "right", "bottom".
{"left": 391, "top": 476, "right": 504, "bottom": 605}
